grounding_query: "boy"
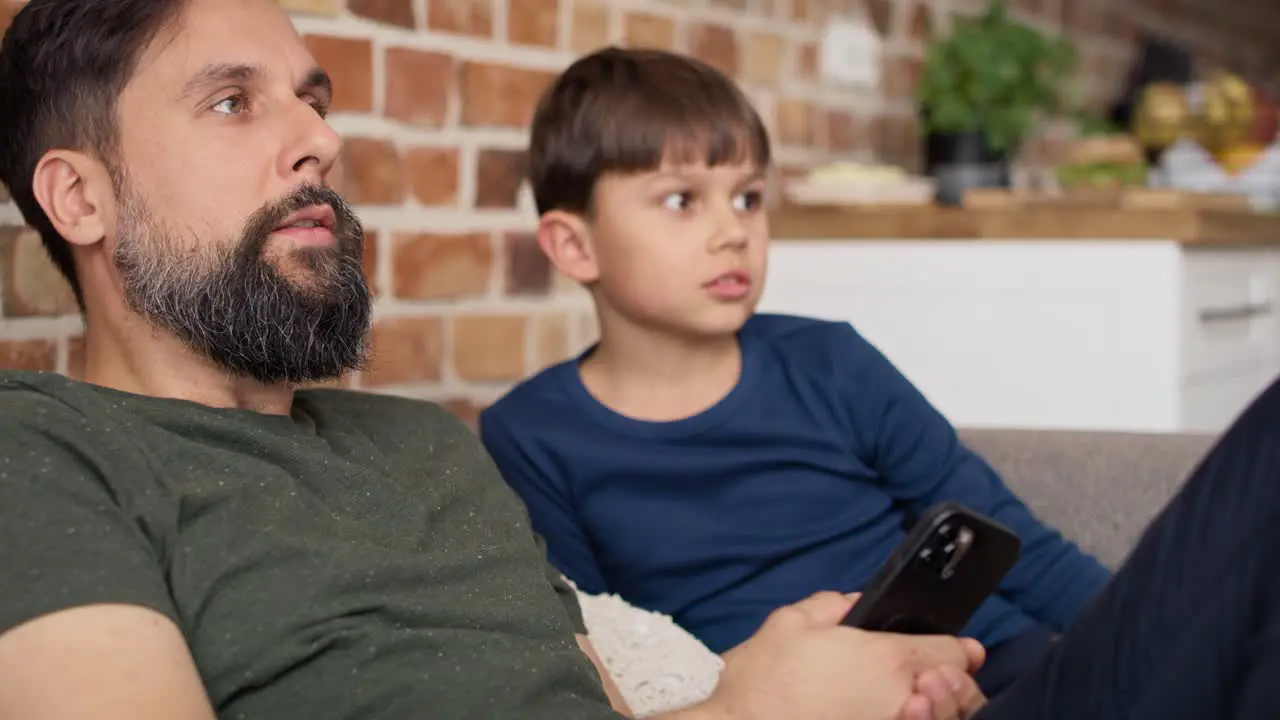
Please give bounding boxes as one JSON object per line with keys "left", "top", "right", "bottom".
{"left": 479, "top": 46, "right": 1111, "bottom": 697}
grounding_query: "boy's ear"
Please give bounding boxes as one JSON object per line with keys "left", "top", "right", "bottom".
{"left": 535, "top": 210, "right": 599, "bottom": 284}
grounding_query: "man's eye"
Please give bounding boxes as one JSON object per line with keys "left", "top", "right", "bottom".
{"left": 211, "top": 94, "right": 250, "bottom": 115}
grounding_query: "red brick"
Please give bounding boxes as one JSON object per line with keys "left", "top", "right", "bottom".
{"left": 390, "top": 233, "right": 492, "bottom": 300}
{"left": 428, "top": 0, "right": 493, "bottom": 36}
{"left": 364, "top": 316, "right": 444, "bottom": 386}
{"left": 689, "top": 24, "right": 738, "bottom": 77}
{"left": 796, "top": 41, "right": 818, "bottom": 80}
{"left": 740, "top": 32, "right": 786, "bottom": 84}
{"left": 826, "top": 111, "right": 867, "bottom": 152}
{"left": 1, "top": 227, "right": 77, "bottom": 317}
{"left": 384, "top": 48, "right": 453, "bottom": 128}
{"left": 0, "top": 338, "right": 57, "bottom": 372}
{"left": 303, "top": 35, "right": 373, "bottom": 113}
{"left": 450, "top": 315, "right": 526, "bottom": 381}
{"left": 570, "top": 0, "right": 610, "bottom": 54}
{"left": 340, "top": 138, "right": 405, "bottom": 205}
{"left": 475, "top": 150, "right": 526, "bottom": 208}
{"left": 775, "top": 99, "right": 814, "bottom": 146}
{"left": 623, "top": 12, "right": 675, "bottom": 50}
{"left": 509, "top": 0, "right": 559, "bottom": 46}
{"left": 503, "top": 233, "right": 552, "bottom": 296}
{"left": 66, "top": 335, "right": 84, "bottom": 379}
{"left": 459, "top": 63, "right": 555, "bottom": 128}
{"left": 361, "top": 230, "right": 380, "bottom": 297}
{"left": 532, "top": 314, "right": 570, "bottom": 370}
{"left": 404, "top": 146, "right": 460, "bottom": 206}
{"left": 348, "top": 0, "right": 415, "bottom": 28}
{"left": 441, "top": 398, "right": 485, "bottom": 430}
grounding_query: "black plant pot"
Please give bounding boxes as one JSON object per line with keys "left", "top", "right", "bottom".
{"left": 922, "top": 130, "right": 1012, "bottom": 206}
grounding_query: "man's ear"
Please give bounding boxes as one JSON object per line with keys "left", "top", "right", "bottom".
{"left": 536, "top": 210, "right": 599, "bottom": 285}
{"left": 30, "top": 150, "right": 111, "bottom": 249}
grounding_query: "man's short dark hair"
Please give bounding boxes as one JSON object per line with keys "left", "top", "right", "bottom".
{"left": 528, "top": 47, "right": 772, "bottom": 216}
{"left": 0, "top": 0, "right": 190, "bottom": 304}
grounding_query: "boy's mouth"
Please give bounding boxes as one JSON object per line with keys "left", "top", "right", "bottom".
{"left": 705, "top": 270, "right": 752, "bottom": 300}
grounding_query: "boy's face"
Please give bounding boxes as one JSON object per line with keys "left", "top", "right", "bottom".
{"left": 581, "top": 159, "right": 769, "bottom": 339}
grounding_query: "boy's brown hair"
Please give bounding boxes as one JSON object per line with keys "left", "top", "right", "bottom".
{"left": 527, "top": 46, "right": 772, "bottom": 216}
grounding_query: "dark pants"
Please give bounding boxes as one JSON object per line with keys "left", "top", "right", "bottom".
{"left": 975, "top": 624, "right": 1057, "bottom": 697}
{"left": 977, "top": 376, "right": 1280, "bottom": 719}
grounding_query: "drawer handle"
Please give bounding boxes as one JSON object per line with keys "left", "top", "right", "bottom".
{"left": 1199, "top": 301, "right": 1274, "bottom": 324}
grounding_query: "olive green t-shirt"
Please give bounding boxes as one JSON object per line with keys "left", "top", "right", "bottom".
{"left": 0, "top": 370, "right": 619, "bottom": 719}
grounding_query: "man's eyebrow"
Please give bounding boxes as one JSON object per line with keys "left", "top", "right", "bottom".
{"left": 178, "top": 63, "right": 333, "bottom": 103}
{"left": 179, "top": 62, "right": 260, "bottom": 100}
{"left": 301, "top": 66, "right": 333, "bottom": 103}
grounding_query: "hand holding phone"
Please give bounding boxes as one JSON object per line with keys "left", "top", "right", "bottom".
{"left": 841, "top": 502, "right": 1021, "bottom": 636}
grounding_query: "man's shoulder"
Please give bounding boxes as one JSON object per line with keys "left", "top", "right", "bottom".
{"left": 296, "top": 387, "right": 470, "bottom": 435}
{"left": 0, "top": 371, "right": 98, "bottom": 432}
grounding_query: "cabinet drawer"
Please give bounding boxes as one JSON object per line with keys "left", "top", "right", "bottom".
{"left": 1180, "top": 251, "right": 1280, "bottom": 379}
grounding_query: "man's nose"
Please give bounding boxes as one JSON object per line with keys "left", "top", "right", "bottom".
{"left": 280, "top": 103, "right": 342, "bottom": 183}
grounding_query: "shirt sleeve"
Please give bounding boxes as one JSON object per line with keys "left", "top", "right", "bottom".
{"left": 535, "top": 533, "right": 588, "bottom": 635}
{"left": 832, "top": 325, "right": 1111, "bottom": 629}
{"left": 479, "top": 409, "right": 611, "bottom": 595}
{"left": 0, "top": 394, "right": 180, "bottom": 637}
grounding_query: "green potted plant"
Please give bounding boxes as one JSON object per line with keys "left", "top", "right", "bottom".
{"left": 917, "top": 0, "right": 1077, "bottom": 203}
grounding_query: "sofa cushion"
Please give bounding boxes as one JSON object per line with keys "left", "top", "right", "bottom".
{"left": 958, "top": 428, "right": 1217, "bottom": 568}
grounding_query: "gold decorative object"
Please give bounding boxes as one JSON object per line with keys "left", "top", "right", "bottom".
{"left": 1134, "top": 82, "right": 1189, "bottom": 151}
{"left": 1131, "top": 73, "right": 1258, "bottom": 160}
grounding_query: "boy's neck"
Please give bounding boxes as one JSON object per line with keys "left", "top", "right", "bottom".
{"left": 580, "top": 322, "right": 742, "bottom": 422}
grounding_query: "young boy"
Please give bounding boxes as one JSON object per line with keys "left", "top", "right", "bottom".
{"left": 479, "top": 46, "right": 1111, "bottom": 697}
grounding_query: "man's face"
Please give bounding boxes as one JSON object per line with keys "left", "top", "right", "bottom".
{"left": 106, "top": 0, "right": 370, "bottom": 384}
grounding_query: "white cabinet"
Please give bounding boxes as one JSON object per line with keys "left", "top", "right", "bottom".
{"left": 759, "top": 239, "right": 1280, "bottom": 433}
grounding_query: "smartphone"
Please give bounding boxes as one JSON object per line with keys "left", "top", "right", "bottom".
{"left": 840, "top": 502, "right": 1022, "bottom": 636}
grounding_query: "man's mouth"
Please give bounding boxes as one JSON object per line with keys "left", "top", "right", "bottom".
{"left": 271, "top": 205, "right": 338, "bottom": 246}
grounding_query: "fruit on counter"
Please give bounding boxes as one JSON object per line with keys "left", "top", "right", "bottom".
{"left": 1134, "top": 82, "right": 1190, "bottom": 150}
{"left": 1216, "top": 142, "right": 1267, "bottom": 175}
{"left": 803, "top": 161, "right": 911, "bottom": 185}
{"left": 1188, "top": 73, "right": 1256, "bottom": 153}
{"left": 1055, "top": 134, "right": 1148, "bottom": 189}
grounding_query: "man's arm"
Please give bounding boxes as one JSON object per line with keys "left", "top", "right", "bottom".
{"left": 0, "top": 606, "right": 216, "bottom": 719}
{"left": 577, "top": 634, "right": 635, "bottom": 717}
{"left": 0, "top": 396, "right": 215, "bottom": 719}
{"left": 833, "top": 325, "right": 1110, "bottom": 627}
{"left": 651, "top": 593, "right": 988, "bottom": 720}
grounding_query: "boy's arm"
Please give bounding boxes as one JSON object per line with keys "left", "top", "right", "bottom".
{"left": 478, "top": 408, "right": 610, "bottom": 594}
{"left": 833, "top": 325, "right": 1110, "bottom": 628}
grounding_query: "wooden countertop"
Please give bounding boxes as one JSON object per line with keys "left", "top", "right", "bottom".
{"left": 769, "top": 205, "right": 1280, "bottom": 245}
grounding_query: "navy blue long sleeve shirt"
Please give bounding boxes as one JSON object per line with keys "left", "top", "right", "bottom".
{"left": 480, "top": 314, "right": 1111, "bottom": 653}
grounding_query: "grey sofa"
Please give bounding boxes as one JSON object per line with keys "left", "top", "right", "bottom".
{"left": 959, "top": 427, "right": 1219, "bottom": 568}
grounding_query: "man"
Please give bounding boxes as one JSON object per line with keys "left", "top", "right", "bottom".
{"left": 0, "top": 1, "right": 984, "bottom": 718}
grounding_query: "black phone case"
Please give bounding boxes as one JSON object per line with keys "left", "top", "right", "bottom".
{"left": 840, "top": 502, "right": 1022, "bottom": 636}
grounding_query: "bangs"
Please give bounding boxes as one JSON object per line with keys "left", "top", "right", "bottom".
{"left": 595, "top": 100, "right": 771, "bottom": 173}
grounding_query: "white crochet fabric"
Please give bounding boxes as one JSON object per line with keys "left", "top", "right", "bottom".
{"left": 575, "top": 587, "right": 725, "bottom": 718}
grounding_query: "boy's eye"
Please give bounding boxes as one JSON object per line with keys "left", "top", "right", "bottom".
{"left": 211, "top": 93, "right": 250, "bottom": 116}
{"left": 733, "top": 190, "right": 764, "bottom": 211}
{"left": 661, "top": 192, "right": 693, "bottom": 211}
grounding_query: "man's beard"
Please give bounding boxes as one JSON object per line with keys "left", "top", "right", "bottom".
{"left": 112, "top": 181, "right": 373, "bottom": 385}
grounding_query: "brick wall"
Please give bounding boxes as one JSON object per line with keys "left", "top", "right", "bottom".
{"left": 1, "top": 0, "right": 1277, "bottom": 424}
